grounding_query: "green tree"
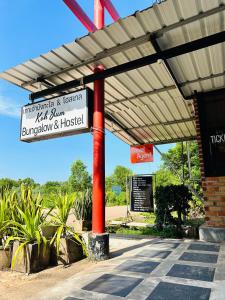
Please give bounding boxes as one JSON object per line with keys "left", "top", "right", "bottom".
{"left": 0, "top": 178, "right": 18, "bottom": 190}
{"left": 41, "top": 181, "right": 62, "bottom": 195}
{"left": 69, "top": 160, "right": 92, "bottom": 192}
{"left": 18, "top": 177, "right": 38, "bottom": 188}
{"left": 161, "top": 142, "right": 200, "bottom": 182}
{"left": 155, "top": 142, "right": 203, "bottom": 215}
{"left": 108, "top": 165, "right": 133, "bottom": 192}
{"left": 155, "top": 168, "right": 180, "bottom": 187}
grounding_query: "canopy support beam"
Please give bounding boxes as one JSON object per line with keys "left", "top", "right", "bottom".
{"left": 30, "top": 30, "right": 225, "bottom": 100}
{"left": 151, "top": 34, "right": 186, "bottom": 99}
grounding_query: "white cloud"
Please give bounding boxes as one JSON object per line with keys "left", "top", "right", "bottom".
{"left": 0, "top": 95, "right": 21, "bottom": 118}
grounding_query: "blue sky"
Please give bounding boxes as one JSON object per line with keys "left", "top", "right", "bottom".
{"left": 0, "top": 0, "right": 172, "bottom": 184}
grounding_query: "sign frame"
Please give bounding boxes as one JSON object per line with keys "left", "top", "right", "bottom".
{"left": 129, "top": 174, "right": 154, "bottom": 213}
{"left": 20, "top": 88, "right": 93, "bottom": 143}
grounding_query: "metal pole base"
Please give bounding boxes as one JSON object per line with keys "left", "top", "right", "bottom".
{"left": 88, "top": 232, "right": 109, "bottom": 261}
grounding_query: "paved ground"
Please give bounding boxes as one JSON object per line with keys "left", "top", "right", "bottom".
{"left": 34, "top": 237, "right": 225, "bottom": 300}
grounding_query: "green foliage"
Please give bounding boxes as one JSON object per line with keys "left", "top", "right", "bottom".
{"left": 18, "top": 177, "right": 39, "bottom": 188}
{"left": 5, "top": 185, "right": 50, "bottom": 269}
{"left": 111, "top": 165, "right": 133, "bottom": 192}
{"left": 162, "top": 142, "right": 200, "bottom": 178}
{"left": 0, "top": 178, "right": 19, "bottom": 190}
{"left": 106, "top": 165, "right": 132, "bottom": 193}
{"left": 0, "top": 177, "right": 40, "bottom": 191}
{"left": 106, "top": 191, "right": 127, "bottom": 206}
{"left": 50, "top": 194, "right": 87, "bottom": 257}
{"left": 69, "top": 160, "right": 92, "bottom": 192}
{"left": 156, "top": 142, "right": 201, "bottom": 185}
{"left": 105, "top": 165, "right": 132, "bottom": 206}
{"left": 140, "top": 212, "right": 156, "bottom": 224}
{"left": 41, "top": 181, "right": 70, "bottom": 208}
{"left": 155, "top": 142, "right": 204, "bottom": 215}
{"left": 155, "top": 185, "right": 192, "bottom": 234}
{"left": 0, "top": 185, "right": 87, "bottom": 267}
{"left": 74, "top": 190, "right": 92, "bottom": 221}
{"left": 0, "top": 189, "right": 11, "bottom": 242}
{"left": 155, "top": 168, "right": 180, "bottom": 186}
{"left": 107, "top": 225, "right": 181, "bottom": 238}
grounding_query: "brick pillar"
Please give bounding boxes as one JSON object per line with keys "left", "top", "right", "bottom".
{"left": 194, "top": 98, "right": 225, "bottom": 241}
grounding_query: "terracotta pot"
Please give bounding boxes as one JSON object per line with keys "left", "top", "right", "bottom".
{"left": 11, "top": 241, "right": 50, "bottom": 274}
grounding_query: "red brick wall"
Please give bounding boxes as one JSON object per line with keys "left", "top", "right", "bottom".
{"left": 194, "top": 99, "right": 225, "bottom": 228}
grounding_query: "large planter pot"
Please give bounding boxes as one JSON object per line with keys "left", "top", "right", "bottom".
{"left": 11, "top": 241, "right": 50, "bottom": 274}
{"left": 40, "top": 225, "right": 59, "bottom": 239}
{"left": 57, "top": 236, "right": 84, "bottom": 265}
{"left": 0, "top": 246, "right": 11, "bottom": 270}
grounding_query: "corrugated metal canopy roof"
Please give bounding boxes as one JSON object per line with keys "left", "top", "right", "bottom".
{"left": 1, "top": 0, "right": 225, "bottom": 145}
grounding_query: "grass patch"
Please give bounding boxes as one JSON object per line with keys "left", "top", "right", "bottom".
{"left": 140, "top": 212, "right": 156, "bottom": 224}
{"left": 107, "top": 225, "right": 181, "bottom": 239}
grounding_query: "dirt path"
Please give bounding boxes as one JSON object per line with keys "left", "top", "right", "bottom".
{"left": 67, "top": 205, "right": 139, "bottom": 227}
{"left": 0, "top": 258, "right": 91, "bottom": 300}
{"left": 106, "top": 205, "right": 128, "bottom": 220}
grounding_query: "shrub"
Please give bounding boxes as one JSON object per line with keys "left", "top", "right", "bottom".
{"left": 155, "top": 185, "right": 191, "bottom": 234}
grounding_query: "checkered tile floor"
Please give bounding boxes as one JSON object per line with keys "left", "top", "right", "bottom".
{"left": 36, "top": 238, "right": 225, "bottom": 300}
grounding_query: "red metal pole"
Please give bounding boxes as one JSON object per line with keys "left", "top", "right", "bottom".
{"left": 92, "top": 0, "right": 105, "bottom": 234}
{"left": 94, "top": 0, "right": 104, "bottom": 29}
{"left": 63, "top": 0, "right": 97, "bottom": 32}
{"left": 101, "top": 0, "right": 120, "bottom": 22}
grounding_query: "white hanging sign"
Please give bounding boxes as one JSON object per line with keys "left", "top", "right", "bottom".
{"left": 20, "top": 88, "right": 92, "bottom": 142}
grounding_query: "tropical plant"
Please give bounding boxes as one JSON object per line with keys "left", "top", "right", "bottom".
{"left": 0, "top": 188, "right": 11, "bottom": 245}
{"left": 5, "top": 185, "right": 50, "bottom": 268}
{"left": 74, "top": 190, "right": 92, "bottom": 222}
{"left": 50, "top": 194, "right": 87, "bottom": 257}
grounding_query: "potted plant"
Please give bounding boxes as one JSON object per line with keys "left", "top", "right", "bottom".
{"left": 5, "top": 186, "right": 51, "bottom": 274}
{"left": 40, "top": 222, "right": 59, "bottom": 239}
{"left": 74, "top": 190, "right": 92, "bottom": 232}
{"left": 0, "top": 189, "right": 12, "bottom": 270}
{"left": 50, "top": 194, "right": 87, "bottom": 266}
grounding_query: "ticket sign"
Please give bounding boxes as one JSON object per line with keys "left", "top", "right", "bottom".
{"left": 20, "top": 88, "right": 93, "bottom": 142}
{"left": 130, "top": 144, "right": 153, "bottom": 163}
{"left": 198, "top": 89, "right": 225, "bottom": 176}
{"left": 130, "top": 175, "right": 153, "bottom": 212}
